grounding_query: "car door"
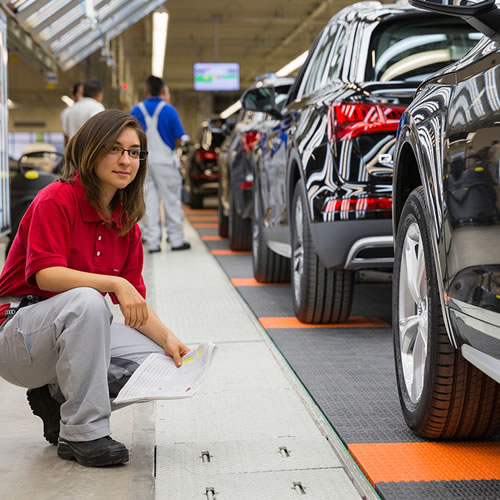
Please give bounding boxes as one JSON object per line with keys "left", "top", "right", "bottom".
{"left": 443, "top": 36, "right": 500, "bottom": 292}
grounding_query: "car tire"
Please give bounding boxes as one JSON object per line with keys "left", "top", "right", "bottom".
{"left": 190, "top": 192, "right": 203, "bottom": 209}
{"left": 393, "top": 186, "right": 500, "bottom": 439}
{"left": 291, "top": 183, "right": 353, "bottom": 324}
{"left": 218, "top": 187, "right": 228, "bottom": 237}
{"left": 229, "top": 190, "right": 251, "bottom": 250}
{"left": 252, "top": 184, "right": 290, "bottom": 282}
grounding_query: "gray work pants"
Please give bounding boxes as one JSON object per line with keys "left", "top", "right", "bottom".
{"left": 0, "top": 287, "right": 164, "bottom": 442}
{"left": 142, "top": 162, "right": 185, "bottom": 250}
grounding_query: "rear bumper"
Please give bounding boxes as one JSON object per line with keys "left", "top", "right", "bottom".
{"left": 309, "top": 218, "right": 393, "bottom": 270}
{"left": 191, "top": 177, "right": 219, "bottom": 196}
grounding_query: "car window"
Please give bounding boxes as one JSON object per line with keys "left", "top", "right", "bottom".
{"left": 274, "top": 85, "right": 292, "bottom": 111}
{"left": 367, "top": 16, "right": 481, "bottom": 82}
{"left": 328, "top": 27, "right": 347, "bottom": 81}
{"left": 296, "top": 28, "right": 329, "bottom": 98}
{"left": 300, "top": 23, "right": 339, "bottom": 96}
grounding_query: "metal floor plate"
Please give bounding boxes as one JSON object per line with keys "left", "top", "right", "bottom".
{"left": 156, "top": 468, "right": 361, "bottom": 500}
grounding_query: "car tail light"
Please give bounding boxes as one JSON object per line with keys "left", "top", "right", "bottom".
{"left": 328, "top": 103, "right": 406, "bottom": 142}
{"left": 196, "top": 150, "right": 218, "bottom": 163}
{"left": 240, "top": 181, "right": 254, "bottom": 190}
{"left": 243, "top": 131, "right": 262, "bottom": 152}
{"left": 323, "top": 197, "right": 392, "bottom": 214}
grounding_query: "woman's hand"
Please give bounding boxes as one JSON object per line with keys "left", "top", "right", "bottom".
{"left": 113, "top": 277, "right": 149, "bottom": 329}
{"left": 164, "top": 331, "right": 190, "bottom": 367}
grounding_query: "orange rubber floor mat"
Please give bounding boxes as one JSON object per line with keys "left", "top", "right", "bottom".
{"left": 349, "top": 441, "right": 500, "bottom": 485}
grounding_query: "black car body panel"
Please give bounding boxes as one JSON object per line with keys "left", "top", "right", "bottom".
{"left": 219, "top": 77, "right": 294, "bottom": 223}
{"left": 251, "top": 3, "right": 478, "bottom": 271}
{"left": 393, "top": 33, "right": 500, "bottom": 378}
{"left": 185, "top": 118, "right": 232, "bottom": 203}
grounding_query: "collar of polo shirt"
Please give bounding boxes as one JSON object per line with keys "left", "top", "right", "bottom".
{"left": 72, "top": 172, "right": 126, "bottom": 229}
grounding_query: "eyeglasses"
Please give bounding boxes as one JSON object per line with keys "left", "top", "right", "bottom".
{"left": 109, "top": 145, "right": 148, "bottom": 161}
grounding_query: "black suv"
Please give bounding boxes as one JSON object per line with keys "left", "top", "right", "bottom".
{"left": 392, "top": 0, "right": 500, "bottom": 439}
{"left": 242, "top": 1, "right": 478, "bottom": 323}
{"left": 218, "top": 76, "right": 294, "bottom": 250}
{"left": 184, "top": 118, "right": 233, "bottom": 209}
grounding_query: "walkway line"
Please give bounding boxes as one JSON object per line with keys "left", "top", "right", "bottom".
{"left": 192, "top": 223, "right": 218, "bottom": 228}
{"left": 202, "top": 235, "right": 226, "bottom": 241}
{"left": 231, "top": 278, "right": 288, "bottom": 287}
{"left": 259, "top": 316, "right": 389, "bottom": 329}
{"left": 187, "top": 216, "right": 218, "bottom": 221}
{"left": 211, "top": 249, "right": 251, "bottom": 255}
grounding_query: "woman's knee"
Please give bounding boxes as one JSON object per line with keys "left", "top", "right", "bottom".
{"left": 61, "top": 287, "right": 111, "bottom": 320}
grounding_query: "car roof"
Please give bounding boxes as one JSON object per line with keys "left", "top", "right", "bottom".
{"left": 332, "top": 1, "right": 423, "bottom": 24}
{"left": 247, "top": 75, "right": 295, "bottom": 91}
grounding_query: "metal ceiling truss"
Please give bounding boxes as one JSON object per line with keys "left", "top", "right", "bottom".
{"left": 0, "top": 0, "right": 167, "bottom": 71}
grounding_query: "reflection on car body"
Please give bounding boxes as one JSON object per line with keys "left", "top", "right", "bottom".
{"left": 392, "top": 0, "right": 500, "bottom": 439}
{"left": 242, "top": 0, "right": 479, "bottom": 324}
{"left": 218, "top": 76, "right": 293, "bottom": 250}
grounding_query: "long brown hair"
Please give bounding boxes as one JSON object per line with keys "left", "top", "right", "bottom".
{"left": 61, "top": 110, "right": 147, "bottom": 236}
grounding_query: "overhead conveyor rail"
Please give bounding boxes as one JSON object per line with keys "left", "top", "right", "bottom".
{"left": 0, "top": 0, "right": 166, "bottom": 70}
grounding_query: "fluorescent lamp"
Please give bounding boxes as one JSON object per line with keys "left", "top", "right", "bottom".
{"left": 85, "top": 0, "right": 96, "bottom": 20}
{"left": 275, "top": 51, "right": 308, "bottom": 77}
{"left": 220, "top": 101, "right": 241, "bottom": 119}
{"left": 152, "top": 11, "right": 169, "bottom": 78}
{"left": 7, "top": 99, "right": 15, "bottom": 109}
{"left": 61, "top": 95, "right": 74, "bottom": 107}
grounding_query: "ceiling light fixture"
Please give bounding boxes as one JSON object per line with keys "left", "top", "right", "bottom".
{"left": 219, "top": 50, "right": 309, "bottom": 118}
{"left": 61, "top": 95, "right": 74, "bottom": 107}
{"left": 152, "top": 11, "right": 169, "bottom": 78}
{"left": 220, "top": 101, "right": 241, "bottom": 119}
{"left": 275, "top": 50, "right": 308, "bottom": 77}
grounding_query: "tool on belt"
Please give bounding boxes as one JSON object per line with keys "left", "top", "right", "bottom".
{"left": 2, "top": 295, "right": 47, "bottom": 326}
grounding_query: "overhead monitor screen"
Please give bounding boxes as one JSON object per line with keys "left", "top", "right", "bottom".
{"left": 194, "top": 63, "right": 240, "bottom": 91}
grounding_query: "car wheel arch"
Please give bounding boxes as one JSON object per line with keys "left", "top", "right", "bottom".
{"left": 287, "top": 159, "right": 303, "bottom": 223}
{"left": 394, "top": 140, "right": 422, "bottom": 232}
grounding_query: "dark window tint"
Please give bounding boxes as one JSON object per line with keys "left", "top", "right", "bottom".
{"left": 209, "top": 132, "right": 225, "bottom": 149}
{"left": 367, "top": 16, "right": 480, "bottom": 82}
{"left": 274, "top": 85, "right": 292, "bottom": 111}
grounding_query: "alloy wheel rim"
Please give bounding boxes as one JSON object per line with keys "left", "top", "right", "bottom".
{"left": 399, "top": 222, "right": 429, "bottom": 403}
{"left": 293, "top": 198, "right": 304, "bottom": 304}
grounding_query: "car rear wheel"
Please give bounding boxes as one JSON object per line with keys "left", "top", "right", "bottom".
{"left": 394, "top": 186, "right": 500, "bottom": 439}
{"left": 218, "top": 187, "right": 228, "bottom": 237}
{"left": 252, "top": 184, "right": 290, "bottom": 282}
{"left": 229, "top": 189, "right": 251, "bottom": 250}
{"left": 291, "top": 183, "right": 353, "bottom": 324}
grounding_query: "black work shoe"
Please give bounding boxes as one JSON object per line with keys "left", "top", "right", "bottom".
{"left": 27, "top": 385, "right": 61, "bottom": 445}
{"left": 58, "top": 436, "right": 129, "bottom": 467}
{"left": 148, "top": 247, "right": 161, "bottom": 254}
{"left": 171, "top": 242, "right": 191, "bottom": 251}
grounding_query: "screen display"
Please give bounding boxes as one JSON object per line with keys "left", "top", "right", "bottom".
{"left": 194, "top": 63, "right": 240, "bottom": 91}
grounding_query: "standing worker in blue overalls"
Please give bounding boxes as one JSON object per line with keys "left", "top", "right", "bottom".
{"left": 131, "top": 75, "right": 191, "bottom": 253}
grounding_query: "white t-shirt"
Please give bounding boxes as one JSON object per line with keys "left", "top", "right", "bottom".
{"left": 62, "top": 97, "right": 105, "bottom": 140}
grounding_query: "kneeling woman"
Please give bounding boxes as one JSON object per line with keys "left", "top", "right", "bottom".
{"left": 0, "top": 110, "right": 189, "bottom": 467}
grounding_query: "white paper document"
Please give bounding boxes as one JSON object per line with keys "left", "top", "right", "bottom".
{"left": 114, "top": 341, "right": 216, "bottom": 404}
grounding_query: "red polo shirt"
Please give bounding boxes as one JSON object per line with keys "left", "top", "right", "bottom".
{"left": 0, "top": 174, "right": 145, "bottom": 322}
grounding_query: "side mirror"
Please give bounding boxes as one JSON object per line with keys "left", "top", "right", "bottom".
{"left": 241, "top": 87, "right": 283, "bottom": 119}
{"left": 409, "top": 0, "right": 500, "bottom": 38}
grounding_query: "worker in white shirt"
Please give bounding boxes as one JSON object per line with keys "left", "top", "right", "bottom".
{"left": 62, "top": 79, "right": 105, "bottom": 141}
{"left": 60, "top": 82, "right": 83, "bottom": 146}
